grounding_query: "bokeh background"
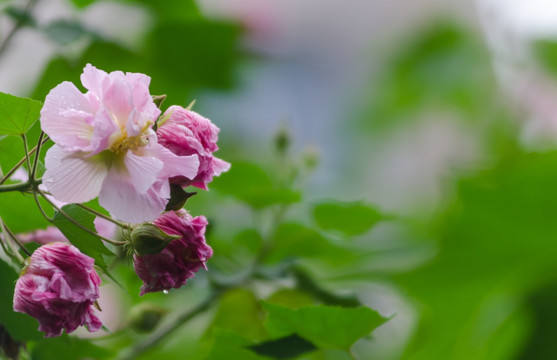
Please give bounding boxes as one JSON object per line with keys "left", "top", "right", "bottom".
{"left": 3, "top": 0, "right": 557, "bottom": 359}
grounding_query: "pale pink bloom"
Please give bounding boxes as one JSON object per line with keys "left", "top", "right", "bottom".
{"left": 41, "top": 64, "right": 199, "bottom": 223}
{"left": 13, "top": 243, "right": 102, "bottom": 337}
{"left": 18, "top": 226, "right": 67, "bottom": 245}
{"left": 133, "top": 210, "right": 212, "bottom": 295}
{"left": 15, "top": 218, "right": 114, "bottom": 246}
{"left": 157, "top": 106, "right": 230, "bottom": 190}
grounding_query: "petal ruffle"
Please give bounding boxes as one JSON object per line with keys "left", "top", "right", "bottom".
{"left": 124, "top": 150, "right": 163, "bottom": 193}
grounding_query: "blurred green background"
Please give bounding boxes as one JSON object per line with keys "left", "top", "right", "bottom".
{"left": 3, "top": 0, "right": 557, "bottom": 359}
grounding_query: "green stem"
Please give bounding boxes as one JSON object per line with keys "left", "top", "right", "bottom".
{"left": 20, "top": 135, "right": 32, "bottom": 180}
{"left": 36, "top": 189, "right": 126, "bottom": 247}
{"left": 75, "top": 204, "right": 129, "bottom": 229}
{"left": 0, "top": 135, "right": 49, "bottom": 185}
{"left": 30, "top": 131, "right": 45, "bottom": 181}
{"left": 2, "top": 223, "right": 31, "bottom": 257}
{"left": 0, "top": 178, "right": 42, "bottom": 193}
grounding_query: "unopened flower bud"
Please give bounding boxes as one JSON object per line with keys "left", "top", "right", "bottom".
{"left": 302, "top": 145, "right": 320, "bottom": 171}
{"left": 130, "top": 224, "right": 179, "bottom": 256}
{"left": 128, "top": 303, "right": 167, "bottom": 333}
{"left": 274, "top": 126, "right": 291, "bottom": 154}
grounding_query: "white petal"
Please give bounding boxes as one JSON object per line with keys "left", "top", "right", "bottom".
{"left": 42, "top": 145, "right": 108, "bottom": 203}
{"left": 124, "top": 150, "right": 163, "bottom": 193}
{"left": 99, "top": 171, "right": 168, "bottom": 223}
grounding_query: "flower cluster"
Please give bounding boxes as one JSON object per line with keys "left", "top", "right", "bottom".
{"left": 12, "top": 64, "right": 227, "bottom": 337}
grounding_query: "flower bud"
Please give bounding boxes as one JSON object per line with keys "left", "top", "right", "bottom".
{"left": 128, "top": 303, "right": 167, "bottom": 333}
{"left": 274, "top": 126, "right": 291, "bottom": 154}
{"left": 130, "top": 224, "right": 179, "bottom": 256}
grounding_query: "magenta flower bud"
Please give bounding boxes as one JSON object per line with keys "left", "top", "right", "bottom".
{"left": 133, "top": 210, "right": 213, "bottom": 295}
{"left": 13, "top": 243, "right": 102, "bottom": 337}
{"left": 157, "top": 106, "right": 230, "bottom": 190}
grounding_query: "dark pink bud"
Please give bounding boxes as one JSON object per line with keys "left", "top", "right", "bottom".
{"left": 133, "top": 210, "right": 213, "bottom": 295}
{"left": 157, "top": 106, "right": 230, "bottom": 190}
{"left": 13, "top": 243, "right": 102, "bottom": 337}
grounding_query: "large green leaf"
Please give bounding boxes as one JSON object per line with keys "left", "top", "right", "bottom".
{"left": 261, "top": 302, "right": 389, "bottom": 351}
{"left": 0, "top": 192, "right": 50, "bottom": 233}
{"left": 0, "top": 258, "right": 41, "bottom": 341}
{"left": 52, "top": 204, "right": 113, "bottom": 269}
{"left": 313, "top": 201, "right": 383, "bottom": 236}
{"left": 0, "top": 92, "right": 42, "bottom": 136}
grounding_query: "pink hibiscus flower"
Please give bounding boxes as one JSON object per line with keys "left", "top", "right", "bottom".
{"left": 40, "top": 64, "right": 199, "bottom": 223}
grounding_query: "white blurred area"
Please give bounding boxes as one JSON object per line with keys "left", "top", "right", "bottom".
{"left": 477, "top": 0, "right": 557, "bottom": 148}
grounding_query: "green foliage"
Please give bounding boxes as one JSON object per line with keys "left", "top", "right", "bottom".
{"left": 52, "top": 204, "right": 113, "bottom": 269}
{"left": 0, "top": 258, "right": 41, "bottom": 342}
{"left": 0, "top": 92, "right": 42, "bottom": 136}
{"left": 262, "top": 302, "right": 388, "bottom": 351}
{"left": 212, "top": 162, "right": 301, "bottom": 209}
{"left": 249, "top": 335, "right": 317, "bottom": 359}
{"left": 29, "top": 334, "right": 113, "bottom": 360}
{"left": 43, "top": 20, "right": 93, "bottom": 45}
{"left": 313, "top": 201, "right": 383, "bottom": 236}
{"left": 0, "top": 192, "right": 50, "bottom": 233}
{"left": 533, "top": 39, "right": 557, "bottom": 77}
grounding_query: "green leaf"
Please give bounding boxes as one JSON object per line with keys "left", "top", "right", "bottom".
{"left": 0, "top": 258, "right": 41, "bottom": 341}
{"left": 212, "top": 162, "right": 301, "bottom": 209}
{"left": 0, "top": 92, "right": 42, "bottom": 136}
{"left": 209, "top": 289, "right": 267, "bottom": 341}
{"left": 262, "top": 302, "right": 389, "bottom": 351}
{"left": 52, "top": 204, "right": 113, "bottom": 269}
{"left": 313, "top": 201, "right": 383, "bottom": 236}
{"left": 30, "top": 334, "right": 112, "bottom": 360}
{"left": 249, "top": 334, "right": 317, "bottom": 359}
{"left": 43, "top": 20, "right": 92, "bottom": 45}
{"left": 68, "top": 0, "right": 97, "bottom": 8}
{"left": 206, "top": 330, "right": 270, "bottom": 360}
{"left": 264, "top": 223, "right": 351, "bottom": 265}
{"left": 0, "top": 192, "right": 50, "bottom": 233}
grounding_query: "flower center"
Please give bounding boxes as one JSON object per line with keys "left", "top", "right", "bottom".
{"left": 110, "top": 133, "right": 149, "bottom": 154}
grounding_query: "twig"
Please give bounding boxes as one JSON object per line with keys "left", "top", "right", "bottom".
{"left": 0, "top": 0, "right": 38, "bottom": 57}
{"left": 75, "top": 203, "right": 129, "bottom": 229}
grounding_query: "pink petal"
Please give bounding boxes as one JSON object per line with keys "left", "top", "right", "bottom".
{"left": 124, "top": 150, "right": 163, "bottom": 193}
{"left": 80, "top": 64, "right": 108, "bottom": 96}
{"left": 43, "top": 145, "right": 108, "bottom": 203}
{"left": 152, "top": 143, "right": 199, "bottom": 180}
{"left": 99, "top": 170, "right": 169, "bottom": 223}
{"left": 41, "top": 82, "right": 95, "bottom": 152}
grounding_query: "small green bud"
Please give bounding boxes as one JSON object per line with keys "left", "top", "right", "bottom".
{"left": 130, "top": 223, "right": 179, "bottom": 256}
{"left": 302, "top": 145, "right": 320, "bottom": 170}
{"left": 128, "top": 303, "right": 167, "bottom": 333}
{"left": 274, "top": 125, "right": 291, "bottom": 154}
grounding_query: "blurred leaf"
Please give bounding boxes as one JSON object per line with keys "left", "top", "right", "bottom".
{"left": 366, "top": 22, "right": 495, "bottom": 130}
{"left": 533, "top": 40, "right": 557, "bottom": 78}
{"left": 212, "top": 162, "right": 301, "bottom": 209}
{"left": 0, "top": 258, "right": 41, "bottom": 342}
{"left": 52, "top": 204, "right": 113, "bottom": 269}
{"left": 249, "top": 334, "right": 317, "bottom": 360}
{"left": 313, "top": 201, "right": 382, "bottom": 236}
{"left": 262, "top": 302, "right": 389, "bottom": 350}
{"left": 0, "top": 92, "right": 42, "bottom": 136}
{"left": 5, "top": 6, "right": 35, "bottom": 27}
{"left": 209, "top": 289, "right": 267, "bottom": 341}
{"left": 397, "top": 151, "right": 557, "bottom": 359}
{"left": 264, "top": 223, "right": 351, "bottom": 264}
{"left": 118, "top": 0, "right": 200, "bottom": 21}
{"left": 68, "top": 0, "right": 97, "bottom": 8}
{"left": 265, "top": 289, "right": 314, "bottom": 309}
{"left": 0, "top": 192, "right": 50, "bottom": 233}
{"left": 43, "top": 20, "right": 92, "bottom": 45}
{"left": 30, "top": 334, "right": 112, "bottom": 360}
{"left": 206, "top": 330, "right": 269, "bottom": 360}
